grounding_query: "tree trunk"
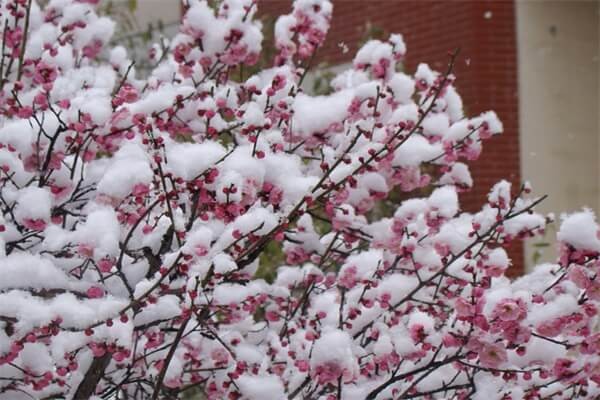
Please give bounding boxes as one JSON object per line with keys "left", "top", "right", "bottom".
{"left": 72, "top": 353, "right": 111, "bottom": 400}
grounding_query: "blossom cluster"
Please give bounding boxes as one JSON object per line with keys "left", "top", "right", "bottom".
{"left": 0, "top": 0, "right": 598, "bottom": 399}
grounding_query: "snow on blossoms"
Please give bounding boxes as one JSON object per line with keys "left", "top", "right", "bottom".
{"left": 0, "top": 0, "right": 598, "bottom": 399}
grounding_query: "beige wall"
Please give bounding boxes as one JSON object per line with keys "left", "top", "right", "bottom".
{"left": 132, "top": 0, "right": 181, "bottom": 28}
{"left": 104, "top": 0, "right": 181, "bottom": 34}
{"left": 516, "top": 0, "right": 600, "bottom": 268}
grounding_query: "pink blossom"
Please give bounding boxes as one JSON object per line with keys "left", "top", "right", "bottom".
{"left": 491, "top": 299, "right": 527, "bottom": 322}
{"left": 87, "top": 286, "right": 104, "bottom": 299}
{"left": 210, "top": 348, "right": 229, "bottom": 366}
{"left": 553, "top": 358, "right": 575, "bottom": 380}
{"left": 82, "top": 39, "right": 103, "bottom": 58}
{"left": 98, "top": 258, "right": 114, "bottom": 273}
{"left": 313, "top": 361, "right": 344, "bottom": 385}
{"left": 23, "top": 218, "right": 47, "bottom": 231}
{"left": 568, "top": 265, "right": 591, "bottom": 289}
{"left": 455, "top": 297, "right": 473, "bottom": 318}
{"left": 32, "top": 62, "right": 57, "bottom": 85}
{"left": 78, "top": 243, "right": 94, "bottom": 258}
{"left": 478, "top": 342, "right": 507, "bottom": 368}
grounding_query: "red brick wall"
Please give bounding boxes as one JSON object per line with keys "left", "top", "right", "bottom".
{"left": 258, "top": 0, "right": 523, "bottom": 274}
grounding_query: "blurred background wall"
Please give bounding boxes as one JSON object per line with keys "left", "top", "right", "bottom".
{"left": 516, "top": 0, "right": 599, "bottom": 267}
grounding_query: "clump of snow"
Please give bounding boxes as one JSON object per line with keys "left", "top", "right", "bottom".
{"left": 237, "top": 374, "right": 286, "bottom": 400}
{"left": 97, "top": 144, "right": 153, "bottom": 199}
{"left": 428, "top": 186, "right": 459, "bottom": 219}
{"left": 166, "top": 142, "right": 226, "bottom": 180}
{"left": 310, "top": 329, "right": 358, "bottom": 379}
{"left": 15, "top": 187, "right": 52, "bottom": 224}
{"left": 292, "top": 91, "right": 352, "bottom": 137}
{"left": 557, "top": 210, "right": 600, "bottom": 252}
{"left": 0, "top": 254, "right": 71, "bottom": 291}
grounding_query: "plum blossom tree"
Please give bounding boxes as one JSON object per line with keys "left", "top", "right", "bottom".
{"left": 0, "top": 0, "right": 599, "bottom": 399}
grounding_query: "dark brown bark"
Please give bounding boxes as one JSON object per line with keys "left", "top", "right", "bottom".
{"left": 72, "top": 353, "right": 111, "bottom": 400}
